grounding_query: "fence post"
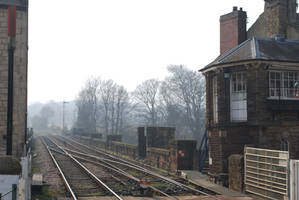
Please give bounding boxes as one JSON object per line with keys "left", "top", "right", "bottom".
{"left": 12, "top": 184, "right": 17, "bottom": 200}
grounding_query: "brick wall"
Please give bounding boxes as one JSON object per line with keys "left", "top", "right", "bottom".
{"left": 0, "top": 6, "right": 28, "bottom": 157}
{"left": 220, "top": 7, "right": 247, "bottom": 55}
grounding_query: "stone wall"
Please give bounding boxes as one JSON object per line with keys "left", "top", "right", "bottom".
{"left": 146, "top": 127, "right": 175, "bottom": 149}
{"left": 146, "top": 147, "right": 172, "bottom": 170}
{"left": 228, "top": 154, "right": 244, "bottom": 192}
{"left": 247, "top": 13, "right": 267, "bottom": 39}
{"left": 73, "top": 135, "right": 197, "bottom": 172}
{"left": 0, "top": 8, "right": 8, "bottom": 155}
{"left": 205, "top": 62, "right": 299, "bottom": 181}
{"left": 0, "top": 6, "right": 28, "bottom": 157}
{"left": 248, "top": 0, "right": 299, "bottom": 40}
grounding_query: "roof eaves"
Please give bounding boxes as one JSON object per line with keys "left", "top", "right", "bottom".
{"left": 200, "top": 38, "right": 252, "bottom": 72}
{"left": 199, "top": 58, "right": 299, "bottom": 73}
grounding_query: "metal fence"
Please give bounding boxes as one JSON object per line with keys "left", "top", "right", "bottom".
{"left": 244, "top": 147, "right": 289, "bottom": 200}
{"left": 290, "top": 160, "right": 299, "bottom": 200}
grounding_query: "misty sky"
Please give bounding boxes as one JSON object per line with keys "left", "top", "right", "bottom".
{"left": 28, "top": 0, "right": 264, "bottom": 104}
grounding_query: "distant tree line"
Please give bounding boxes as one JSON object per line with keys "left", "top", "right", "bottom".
{"left": 74, "top": 65, "right": 206, "bottom": 143}
{"left": 28, "top": 101, "right": 76, "bottom": 132}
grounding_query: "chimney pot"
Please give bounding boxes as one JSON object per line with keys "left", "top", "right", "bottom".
{"left": 233, "top": 6, "right": 238, "bottom": 11}
{"left": 240, "top": 7, "right": 243, "bottom": 11}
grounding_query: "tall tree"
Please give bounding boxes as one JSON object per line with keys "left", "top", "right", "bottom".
{"left": 134, "top": 79, "right": 160, "bottom": 126}
{"left": 163, "top": 65, "right": 206, "bottom": 140}
{"left": 75, "top": 77, "right": 100, "bottom": 134}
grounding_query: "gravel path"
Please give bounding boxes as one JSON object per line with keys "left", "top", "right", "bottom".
{"left": 32, "top": 136, "right": 67, "bottom": 198}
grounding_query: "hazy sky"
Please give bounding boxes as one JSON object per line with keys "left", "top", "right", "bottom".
{"left": 28, "top": 0, "right": 264, "bottom": 104}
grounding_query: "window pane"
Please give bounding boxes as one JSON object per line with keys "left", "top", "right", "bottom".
{"left": 284, "top": 80, "right": 288, "bottom": 88}
{"left": 270, "top": 89, "right": 274, "bottom": 96}
{"left": 232, "top": 74, "right": 236, "bottom": 82}
{"left": 270, "top": 72, "right": 275, "bottom": 79}
{"left": 290, "top": 80, "right": 294, "bottom": 88}
{"left": 284, "top": 72, "right": 288, "bottom": 79}
{"left": 231, "top": 72, "right": 247, "bottom": 121}
{"left": 276, "top": 72, "right": 281, "bottom": 79}
{"left": 276, "top": 80, "right": 281, "bottom": 88}
{"left": 237, "top": 83, "right": 242, "bottom": 91}
{"left": 289, "top": 72, "right": 294, "bottom": 79}
{"left": 237, "top": 73, "right": 241, "bottom": 81}
{"left": 270, "top": 80, "right": 275, "bottom": 88}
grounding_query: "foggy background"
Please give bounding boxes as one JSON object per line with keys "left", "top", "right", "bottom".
{"left": 28, "top": 0, "right": 264, "bottom": 143}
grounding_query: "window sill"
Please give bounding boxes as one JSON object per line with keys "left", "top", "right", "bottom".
{"left": 231, "top": 120, "right": 247, "bottom": 123}
{"left": 267, "top": 97, "right": 299, "bottom": 101}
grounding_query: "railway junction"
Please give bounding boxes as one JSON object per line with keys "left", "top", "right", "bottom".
{"left": 30, "top": 133, "right": 252, "bottom": 200}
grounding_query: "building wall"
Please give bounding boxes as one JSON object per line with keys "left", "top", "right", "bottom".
{"left": 248, "top": 0, "right": 299, "bottom": 39}
{"left": 0, "top": 6, "right": 28, "bottom": 157}
{"left": 205, "top": 63, "right": 299, "bottom": 178}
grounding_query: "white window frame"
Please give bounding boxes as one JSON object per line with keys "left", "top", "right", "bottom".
{"left": 212, "top": 76, "right": 218, "bottom": 123}
{"left": 269, "top": 71, "right": 299, "bottom": 100}
{"left": 230, "top": 72, "right": 247, "bottom": 122}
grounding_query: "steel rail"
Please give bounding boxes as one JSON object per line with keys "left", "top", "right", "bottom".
{"left": 62, "top": 146, "right": 217, "bottom": 199}
{"left": 41, "top": 138, "right": 78, "bottom": 200}
{"left": 57, "top": 135, "right": 163, "bottom": 173}
{"left": 45, "top": 136, "right": 124, "bottom": 200}
{"left": 60, "top": 136, "right": 221, "bottom": 198}
{"left": 72, "top": 154, "right": 178, "bottom": 200}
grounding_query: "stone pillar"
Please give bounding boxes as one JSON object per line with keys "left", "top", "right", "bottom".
{"left": 228, "top": 154, "right": 244, "bottom": 192}
{"left": 146, "top": 127, "right": 175, "bottom": 149}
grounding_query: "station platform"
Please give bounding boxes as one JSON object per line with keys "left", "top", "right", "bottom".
{"left": 181, "top": 170, "right": 253, "bottom": 199}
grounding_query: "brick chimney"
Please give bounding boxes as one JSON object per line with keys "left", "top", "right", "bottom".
{"left": 220, "top": 7, "right": 247, "bottom": 55}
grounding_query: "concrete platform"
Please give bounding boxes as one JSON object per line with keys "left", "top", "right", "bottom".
{"left": 181, "top": 171, "right": 252, "bottom": 199}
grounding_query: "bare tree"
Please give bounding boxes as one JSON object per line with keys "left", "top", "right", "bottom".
{"left": 162, "top": 65, "right": 206, "bottom": 140}
{"left": 98, "top": 79, "right": 116, "bottom": 134}
{"left": 75, "top": 77, "right": 100, "bottom": 134}
{"left": 134, "top": 79, "right": 160, "bottom": 126}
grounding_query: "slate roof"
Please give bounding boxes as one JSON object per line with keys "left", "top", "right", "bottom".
{"left": 200, "top": 37, "right": 299, "bottom": 72}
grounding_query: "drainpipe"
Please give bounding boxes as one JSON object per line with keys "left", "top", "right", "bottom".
{"left": 6, "top": 6, "right": 16, "bottom": 155}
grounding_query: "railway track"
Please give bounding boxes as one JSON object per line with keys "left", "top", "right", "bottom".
{"left": 49, "top": 135, "right": 222, "bottom": 199}
{"left": 42, "top": 137, "right": 123, "bottom": 199}
{"left": 44, "top": 136, "right": 177, "bottom": 199}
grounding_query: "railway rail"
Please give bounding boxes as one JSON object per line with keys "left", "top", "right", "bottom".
{"left": 44, "top": 136, "right": 178, "bottom": 199}
{"left": 42, "top": 137, "right": 123, "bottom": 200}
{"left": 48, "top": 135, "right": 222, "bottom": 199}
